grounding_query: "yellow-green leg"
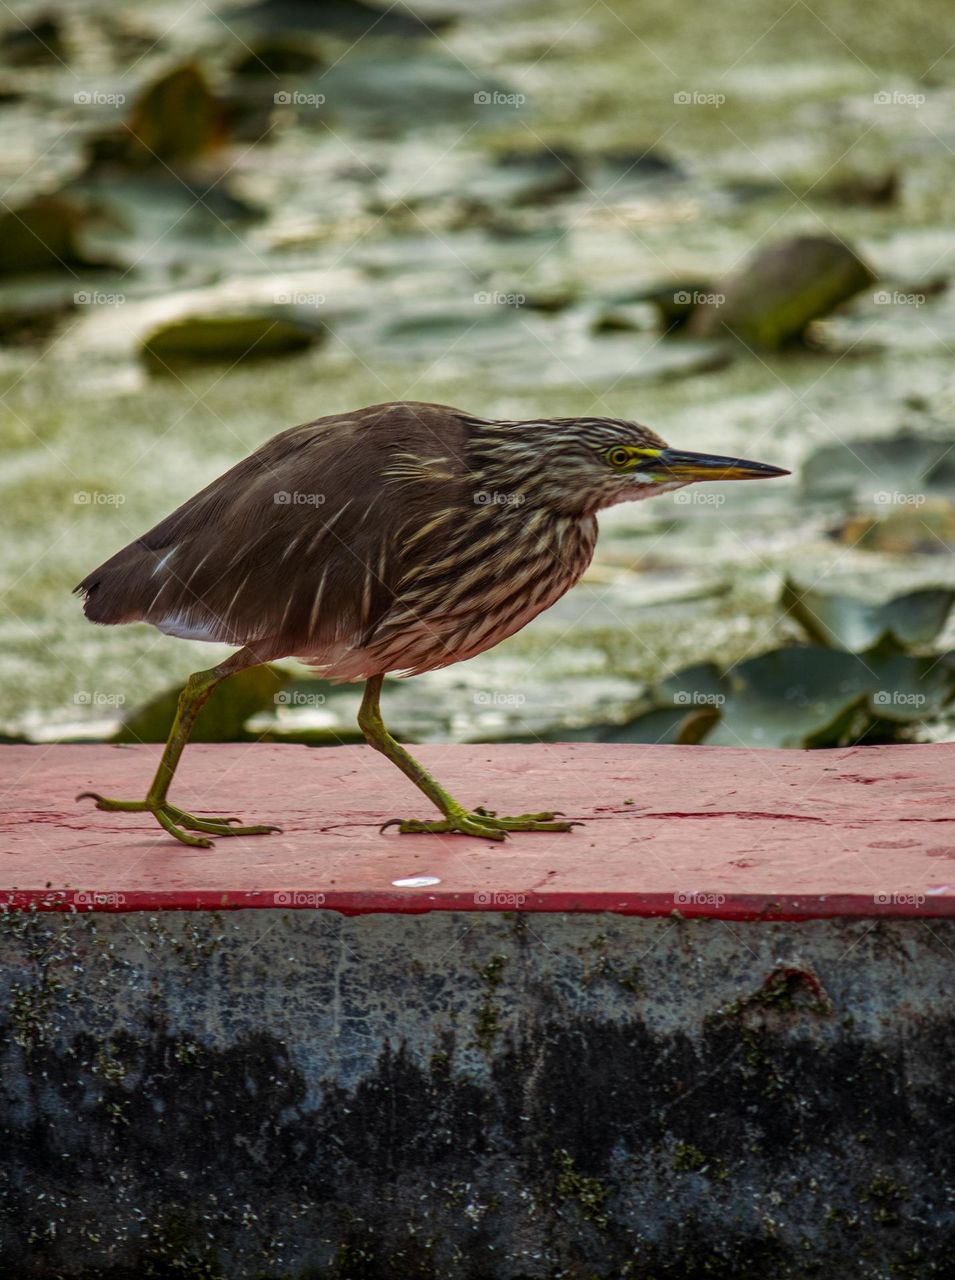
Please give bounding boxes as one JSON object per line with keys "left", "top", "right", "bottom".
{"left": 77, "top": 648, "right": 281, "bottom": 849}
{"left": 357, "top": 675, "right": 576, "bottom": 841}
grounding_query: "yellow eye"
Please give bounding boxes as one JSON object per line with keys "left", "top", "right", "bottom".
{"left": 607, "top": 447, "right": 631, "bottom": 469}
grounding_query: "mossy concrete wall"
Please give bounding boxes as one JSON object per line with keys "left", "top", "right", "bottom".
{"left": 1, "top": 908, "right": 952, "bottom": 1278}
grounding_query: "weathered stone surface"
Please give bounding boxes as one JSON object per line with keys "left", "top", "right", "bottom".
{"left": 0, "top": 910, "right": 952, "bottom": 1278}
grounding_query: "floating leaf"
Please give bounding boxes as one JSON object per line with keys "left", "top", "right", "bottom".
{"left": 114, "top": 665, "right": 291, "bottom": 744}
{"left": 706, "top": 646, "right": 954, "bottom": 748}
{"left": 232, "top": 0, "right": 449, "bottom": 38}
{"left": 801, "top": 432, "right": 955, "bottom": 502}
{"left": 831, "top": 501, "right": 955, "bottom": 555}
{"left": 230, "top": 37, "right": 324, "bottom": 77}
{"left": 598, "top": 704, "right": 720, "bottom": 745}
{"left": 0, "top": 14, "right": 64, "bottom": 66}
{"left": 865, "top": 650, "right": 955, "bottom": 724}
{"left": 782, "top": 579, "right": 955, "bottom": 651}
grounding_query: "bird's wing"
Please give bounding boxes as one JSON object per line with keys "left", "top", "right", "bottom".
{"left": 75, "top": 401, "right": 475, "bottom": 655}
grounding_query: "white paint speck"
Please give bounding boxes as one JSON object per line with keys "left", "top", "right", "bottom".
{"left": 392, "top": 875, "right": 441, "bottom": 888}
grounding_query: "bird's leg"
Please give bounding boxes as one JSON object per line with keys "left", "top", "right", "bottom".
{"left": 358, "top": 675, "right": 575, "bottom": 841}
{"left": 77, "top": 647, "right": 282, "bottom": 849}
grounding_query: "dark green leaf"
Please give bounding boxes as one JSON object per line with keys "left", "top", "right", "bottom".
{"left": 782, "top": 578, "right": 955, "bottom": 651}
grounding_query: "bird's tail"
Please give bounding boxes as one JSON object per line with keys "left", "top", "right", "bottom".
{"left": 74, "top": 540, "right": 163, "bottom": 626}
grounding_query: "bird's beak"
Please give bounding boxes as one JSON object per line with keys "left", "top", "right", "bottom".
{"left": 649, "top": 448, "right": 790, "bottom": 482}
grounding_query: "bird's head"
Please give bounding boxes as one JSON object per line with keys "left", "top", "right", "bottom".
{"left": 474, "top": 416, "right": 789, "bottom": 515}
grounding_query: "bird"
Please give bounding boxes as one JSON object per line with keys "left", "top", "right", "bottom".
{"left": 75, "top": 400, "right": 788, "bottom": 847}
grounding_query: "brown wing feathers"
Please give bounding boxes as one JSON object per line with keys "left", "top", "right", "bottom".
{"left": 74, "top": 402, "right": 472, "bottom": 657}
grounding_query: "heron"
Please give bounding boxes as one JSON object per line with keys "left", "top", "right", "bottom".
{"left": 75, "top": 400, "right": 787, "bottom": 846}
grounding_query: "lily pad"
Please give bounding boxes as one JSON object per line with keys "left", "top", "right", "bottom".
{"left": 0, "top": 13, "right": 64, "bottom": 66}
{"left": 114, "top": 665, "right": 291, "bottom": 744}
{"left": 781, "top": 579, "right": 955, "bottom": 651}
{"left": 67, "top": 173, "right": 262, "bottom": 274}
{"left": 629, "top": 281, "right": 715, "bottom": 331}
{"left": 801, "top": 432, "right": 955, "bottom": 502}
{"left": 690, "top": 235, "right": 875, "bottom": 348}
{"left": 595, "top": 704, "right": 720, "bottom": 745}
{"left": 459, "top": 149, "right": 581, "bottom": 209}
{"left": 832, "top": 501, "right": 955, "bottom": 555}
{"left": 141, "top": 311, "right": 325, "bottom": 371}
{"left": 309, "top": 53, "right": 511, "bottom": 131}
{"left": 706, "top": 646, "right": 954, "bottom": 748}
{"left": 231, "top": 0, "right": 449, "bottom": 37}
{"left": 230, "top": 37, "right": 324, "bottom": 77}
{"left": 530, "top": 662, "right": 725, "bottom": 745}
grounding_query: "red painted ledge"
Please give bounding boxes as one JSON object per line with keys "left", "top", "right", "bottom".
{"left": 2, "top": 743, "right": 954, "bottom": 919}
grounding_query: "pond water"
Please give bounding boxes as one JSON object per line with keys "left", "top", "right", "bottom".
{"left": 1, "top": 0, "right": 953, "bottom": 746}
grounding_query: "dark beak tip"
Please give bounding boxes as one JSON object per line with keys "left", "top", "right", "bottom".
{"left": 660, "top": 449, "right": 792, "bottom": 480}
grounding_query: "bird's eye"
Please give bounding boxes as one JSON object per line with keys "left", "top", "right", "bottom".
{"left": 607, "top": 447, "right": 631, "bottom": 469}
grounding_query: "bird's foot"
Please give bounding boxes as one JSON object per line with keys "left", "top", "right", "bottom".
{"left": 381, "top": 805, "right": 578, "bottom": 841}
{"left": 76, "top": 792, "right": 281, "bottom": 849}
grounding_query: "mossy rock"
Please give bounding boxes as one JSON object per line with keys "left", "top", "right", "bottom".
{"left": 0, "top": 194, "right": 104, "bottom": 275}
{"left": 141, "top": 312, "right": 325, "bottom": 370}
{"left": 691, "top": 235, "right": 876, "bottom": 348}
{"left": 88, "top": 64, "right": 225, "bottom": 171}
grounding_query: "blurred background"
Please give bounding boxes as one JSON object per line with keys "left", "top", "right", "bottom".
{"left": 1, "top": 0, "right": 953, "bottom": 752}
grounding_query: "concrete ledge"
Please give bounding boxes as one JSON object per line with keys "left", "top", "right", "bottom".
{"left": 2, "top": 742, "right": 954, "bottom": 917}
{"left": 2, "top": 743, "right": 954, "bottom": 1276}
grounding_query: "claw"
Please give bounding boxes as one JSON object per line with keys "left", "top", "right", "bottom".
{"left": 381, "top": 807, "right": 578, "bottom": 840}
{"left": 76, "top": 791, "right": 280, "bottom": 848}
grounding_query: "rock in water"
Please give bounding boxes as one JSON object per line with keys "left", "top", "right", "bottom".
{"left": 140, "top": 312, "right": 325, "bottom": 371}
{"left": 690, "top": 235, "right": 875, "bottom": 348}
{"left": 86, "top": 65, "right": 225, "bottom": 171}
{"left": 0, "top": 194, "right": 105, "bottom": 275}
